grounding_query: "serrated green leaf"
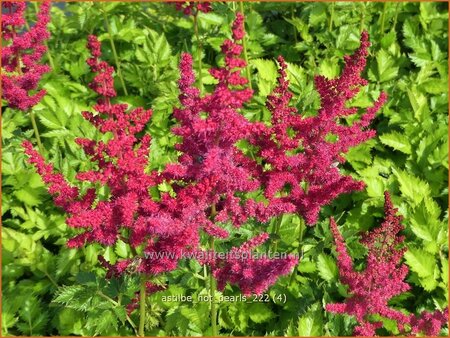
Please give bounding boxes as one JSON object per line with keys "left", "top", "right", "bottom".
{"left": 94, "top": 310, "right": 118, "bottom": 336}
{"left": 319, "top": 58, "right": 340, "bottom": 78}
{"left": 76, "top": 271, "right": 97, "bottom": 285}
{"left": 251, "top": 58, "right": 278, "bottom": 97}
{"left": 113, "top": 307, "right": 127, "bottom": 323}
{"left": 379, "top": 131, "right": 412, "bottom": 154}
{"left": 317, "top": 253, "right": 338, "bottom": 282}
{"left": 380, "top": 30, "right": 396, "bottom": 49}
{"left": 53, "top": 285, "right": 85, "bottom": 304}
{"left": 374, "top": 49, "right": 399, "bottom": 82}
{"left": 53, "top": 285, "right": 99, "bottom": 312}
{"left": 392, "top": 168, "right": 431, "bottom": 206}
{"left": 17, "top": 297, "right": 49, "bottom": 335}
{"left": 14, "top": 186, "right": 44, "bottom": 206}
{"left": 404, "top": 248, "right": 436, "bottom": 279}
{"left": 114, "top": 239, "right": 129, "bottom": 258}
{"left": 248, "top": 303, "right": 275, "bottom": 323}
{"left": 407, "top": 88, "right": 430, "bottom": 122}
{"left": 297, "top": 308, "right": 323, "bottom": 336}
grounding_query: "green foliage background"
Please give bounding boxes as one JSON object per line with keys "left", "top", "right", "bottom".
{"left": 2, "top": 1, "right": 448, "bottom": 336}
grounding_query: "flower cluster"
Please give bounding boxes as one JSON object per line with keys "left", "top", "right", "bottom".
{"left": 23, "top": 36, "right": 199, "bottom": 278}
{"left": 164, "top": 12, "right": 257, "bottom": 230}
{"left": 326, "top": 192, "right": 448, "bottom": 336}
{"left": 207, "top": 233, "right": 297, "bottom": 295}
{"left": 1, "top": 1, "right": 51, "bottom": 111}
{"left": 251, "top": 32, "right": 387, "bottom": 225}
{"left": 26, "top": 35, "right": 155, "bottom": 249}
{"left": 173, "top": 1, "right": 211, "bottom": 16}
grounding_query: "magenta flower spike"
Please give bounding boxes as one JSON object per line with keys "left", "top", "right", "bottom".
{"left": 326, "top": 192, "right": 448, "bottom": 336}
{"left": 2, "top": 1, "right": 51, "bottom": 111}
{"left": 252, "top": 32, "right": 387, "bottom": 225}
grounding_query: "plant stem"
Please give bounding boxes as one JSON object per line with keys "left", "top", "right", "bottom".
{"left": 43, "top": 270, "right": 58, "bottom": 288}
{"left": 209, "top": 237, "right": 217, "bottom": 336}
{"left": 360, "top": 3, "right": 366, "bottom": 33}
{"left": 380, "top": 1, "right": 387, "bottom": 33}
{"left": 392, "top": 2, "right": 400, "bottom": 31}
{"left": 289, "top": 217, "right": 305, "bottom": 286}
{"left": 138, "top": 274, "right": 147, "bottom": 337}
{"left": 239, "top": 1, "right": 252, "bottom": 91}
{"left": 102, "top": 5, "right": 128, "bottom": 96}
{"left": 97, "top": 291, "right": 119, "bottom": 306}
{"left": 194, "top": 272, "right": 207, "bottom": 281}
{"left": 208, "top": 203, "right": 218, "bottom": 336}
{"left": 291, "top": 5, "right": 297, "bottom": 44}
{"left": 328, "top": 2, "right": 335, "bottom": 32}
{"left": 272, "top": 216, "right": 283, "bottom": 254}
{"left": 193, "top": 11, "right": 204, "bottom": 95}
{"left": 30, "top": 111, "right": 44, "bottom": 154}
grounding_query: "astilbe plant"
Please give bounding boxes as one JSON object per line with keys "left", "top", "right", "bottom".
{"left": 326, "top": 192, "right": 448, "bottom": 336}
{"left": 251, "top": 32, "right": 387, "bottom": 225}
{"left": 1, "top": 0, "right": 51, "bottom": 111}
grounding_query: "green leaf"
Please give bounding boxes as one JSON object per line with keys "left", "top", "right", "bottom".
{"left": 114, "top": 239, "right": 129, "bottom": 258}
{"left": 248, "top": 303, "right": 275, "bottom": 323}
{"left": 407, "top": 88, "right": 430, "bottom": 122}
{"left": 91, "top": 310, "right": 118, "bottom": 335}
{"left": 379, "top": 131, "right": 412, "bottom": 154}
{"left": 298, "top": 260, "right": 317, "bottom": 273}
{"left": 52, "top": 308, "right": 84, "bottom": 336}
{"left": 113, "top": 307, "right": 127, "bottom": 324}
{"left": 419, "top": 274, "right": 438, "bottom": 292}
{"left": 76, "top": 271, "right": 97, "bottom": 285}
{"left": 278, "top": 214, "right": 302, "bottom": 245}
{"left": 14, "top": 186, "right": 45, "bottom": 206}
{"left": 56, "top": 249, "right": 79, "bottom": 277}
{"left": 53, "top": 285, "right": 99, "bottom": 312}
{"left": 410, "top": 198, "right": 441, "bottom": 253}
{"left": 440, "top": 256, "right": 448, "bottom": 291}
{"left": 369, "top": 49, "right": 399, "bottom": 82}
{"left": 17, "top": 297, "right": 49, "bottom": 335}
{"left": 317, "top": 253, "right": 338, "bottom": 282}
{"left": 319, "top": 58, "right": 340, "bottom": 78}
{"left": 103, "top": 246, "right": 117, "bottom": 264}
{"left": 251, "top": 58, "right": 278, "bottom": 97}
{"left": 419, "top": 78, "right": 448, "bottom": 94}
{"left": 404, "top": 248, "right": 436, "bottom": 279}
{"left": 53, "top": 285, "right": 85, "bottom": 304}
{"left": 297, "top": 306, "right": 323, "bottom": 336}
{"left": 1, "top": 306, "right": 18, "bottom": 335}
{"left": 392, "top": 168, "right": 431, "bottom": 206}
{"left": 380, "top": 30, "right": 396, "bottom": 49}
{"left": 198, "top": 11, "right": 223, "bottom": 26}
